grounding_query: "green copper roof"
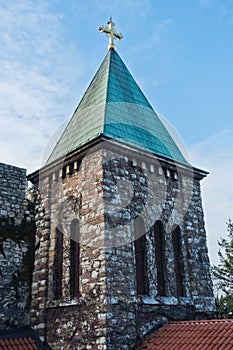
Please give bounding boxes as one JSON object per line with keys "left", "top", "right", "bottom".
{"left": 47, "top": 49, "right": 188, "bottom": 165}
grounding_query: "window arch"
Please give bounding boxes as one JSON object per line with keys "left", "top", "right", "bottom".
{"left": 53, "top": 226, "right": 63, "bottom": 300}
{"left": 154, "top": 221, "right": 166, "bottom": 296}
{"left": 172, "top": 225, "right": 185, "bottom": 297}
{"left": 70, "top": 219, "right": 80, "bottom": 298}
{"left": 134, "top": 216, "right": 148, "bottom": 295}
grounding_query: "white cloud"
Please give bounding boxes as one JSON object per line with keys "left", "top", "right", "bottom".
{"left": 0, "top": 0, "right": 84, "bottom": 173}
{"left": 189, "top": 129, "right": 233, "bottom": 265}
{"left": 0, "top": 0, "right": 169, "bottom": 175}
{"left": 1, "top": 1, "right": 232, "bottom": 268}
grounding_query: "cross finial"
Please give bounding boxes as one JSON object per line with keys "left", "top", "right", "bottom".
{"left": 99, "top": 18, "right": 123, "bottom": 50}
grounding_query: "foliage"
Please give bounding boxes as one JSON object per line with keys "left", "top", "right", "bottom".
{"left": 212, "top": 220, "right": 233, "bottom": 317}
{"left": 215, "top": 294, "right": 233, "bottom": 318}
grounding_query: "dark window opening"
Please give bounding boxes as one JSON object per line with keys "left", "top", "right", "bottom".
{"left": 154, "top": 221, "right": 166, "bottom": 296}
{"left": 172, "top": 225, "right": 185, "bottom": 297}
{"left": 53, "top": 226, "right": 63, "bottom": 300}
{"left": 70, "top": 219, "right": 80, "bottom": 298}
{"left": 134, "top": 217, "right": 148, "bottom": 295}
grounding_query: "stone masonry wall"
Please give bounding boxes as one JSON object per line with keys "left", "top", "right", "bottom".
{"left": 0, "top": 162, "right": 35, "bottom": 330}
{"left": 30, "top": 149, "right": 108, "bottom": 349}
{"left": 29, "top": 141, "right": 215, "bottom": 349}
{"left": 0, "top": 163, "right": 27, "bottom": 224}
{"left": 101, "top": 145, "right": 216, "bottom": 349}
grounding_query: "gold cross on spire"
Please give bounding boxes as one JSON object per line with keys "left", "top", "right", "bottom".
{"left": 99, "top": 18, "right": 123, "bottom": 50}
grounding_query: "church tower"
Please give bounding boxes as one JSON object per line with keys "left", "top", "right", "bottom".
{"left": 28, "top": 20, "right": 215, "bottom": 350}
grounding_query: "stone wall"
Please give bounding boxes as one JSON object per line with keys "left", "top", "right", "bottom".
{"left": 30, "top": 149, "right": 108, "bottom": 349}
{"left": 29, "top": 140, "right": 215, "bottom": 349}
{"left": 0, "top": 163, "right": 27, "bottom": 224}
{"left": 102, "top": 145, "right": 215, "bottom": 349}
{"left": 0, "top": 163, "right": 35, "bottom": 330}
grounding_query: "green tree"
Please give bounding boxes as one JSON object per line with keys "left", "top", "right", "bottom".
{"left": 212, "top": 220, "right": 233, "bottom": 318}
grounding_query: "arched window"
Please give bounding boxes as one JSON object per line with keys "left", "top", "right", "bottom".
{"left": 154, "top": 221, "right": 166, "bottom": 296}
{"left": 53, "top": 226, "right": 63, "bottom": 300}
{"left": 172, "top": 225, "right": 185, "bottom": 297}
{"left": 70, "top": 219, "right": 80, "bottom": 298}
{"left": 134, "top": 217, "right": 148, "bottom": 295}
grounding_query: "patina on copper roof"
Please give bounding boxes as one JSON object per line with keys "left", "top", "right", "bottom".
{"left": 47, "top": 49, "right": 188, "bottom": 166}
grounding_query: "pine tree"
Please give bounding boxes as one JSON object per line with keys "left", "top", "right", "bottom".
{"left": 212, "top": 220, "right": 233, "bottom": 317}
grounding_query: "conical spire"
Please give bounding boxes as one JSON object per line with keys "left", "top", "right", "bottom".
{"left": 47, "top": 49, "right": 188, "bottom": 166}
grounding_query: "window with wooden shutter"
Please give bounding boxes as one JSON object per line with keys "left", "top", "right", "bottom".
{"left": 70, "top": 219, "right": 80, "bottom": 298}
{"left": 172, "top": 225, "right": 185, "bottom": 297}
{"left": 154, "top": 221, "right": 166, "bottom": 296}
{"left": 134, "top": 217, "right": 148, "bottom": 295}
{"left": 53, "top": 226, "right": 63, "bottom": 300}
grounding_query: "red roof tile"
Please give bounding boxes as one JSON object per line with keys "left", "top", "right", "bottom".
{"left": 0, "top": 327, "right": 51, "bottom": 350}
{"left": 0, "top": 337, "right": 39, "bottom": 350}
{"left": 138, "top": 319, "right": 233, "bottom": 350}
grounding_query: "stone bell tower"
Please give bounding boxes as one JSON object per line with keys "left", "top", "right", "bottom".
{"left": 28, "top": 20, "right": 215, "bottom": 350}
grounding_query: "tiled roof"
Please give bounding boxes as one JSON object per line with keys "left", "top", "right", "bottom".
{"left": 0, "top": 327, "right": 51, "bottom": 350}
{"left": 0, "top": 337, "right": 39, "bottom": 350}
{"left": 47, "top": 49, "right": 188, "bottom": 166}
{"left": 138, "top": 319, "right": 233, "bottom": 350}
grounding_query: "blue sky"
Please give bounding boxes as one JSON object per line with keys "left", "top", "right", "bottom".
{"left": 0, "top": 0, "right": 233, "bottom": 264}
